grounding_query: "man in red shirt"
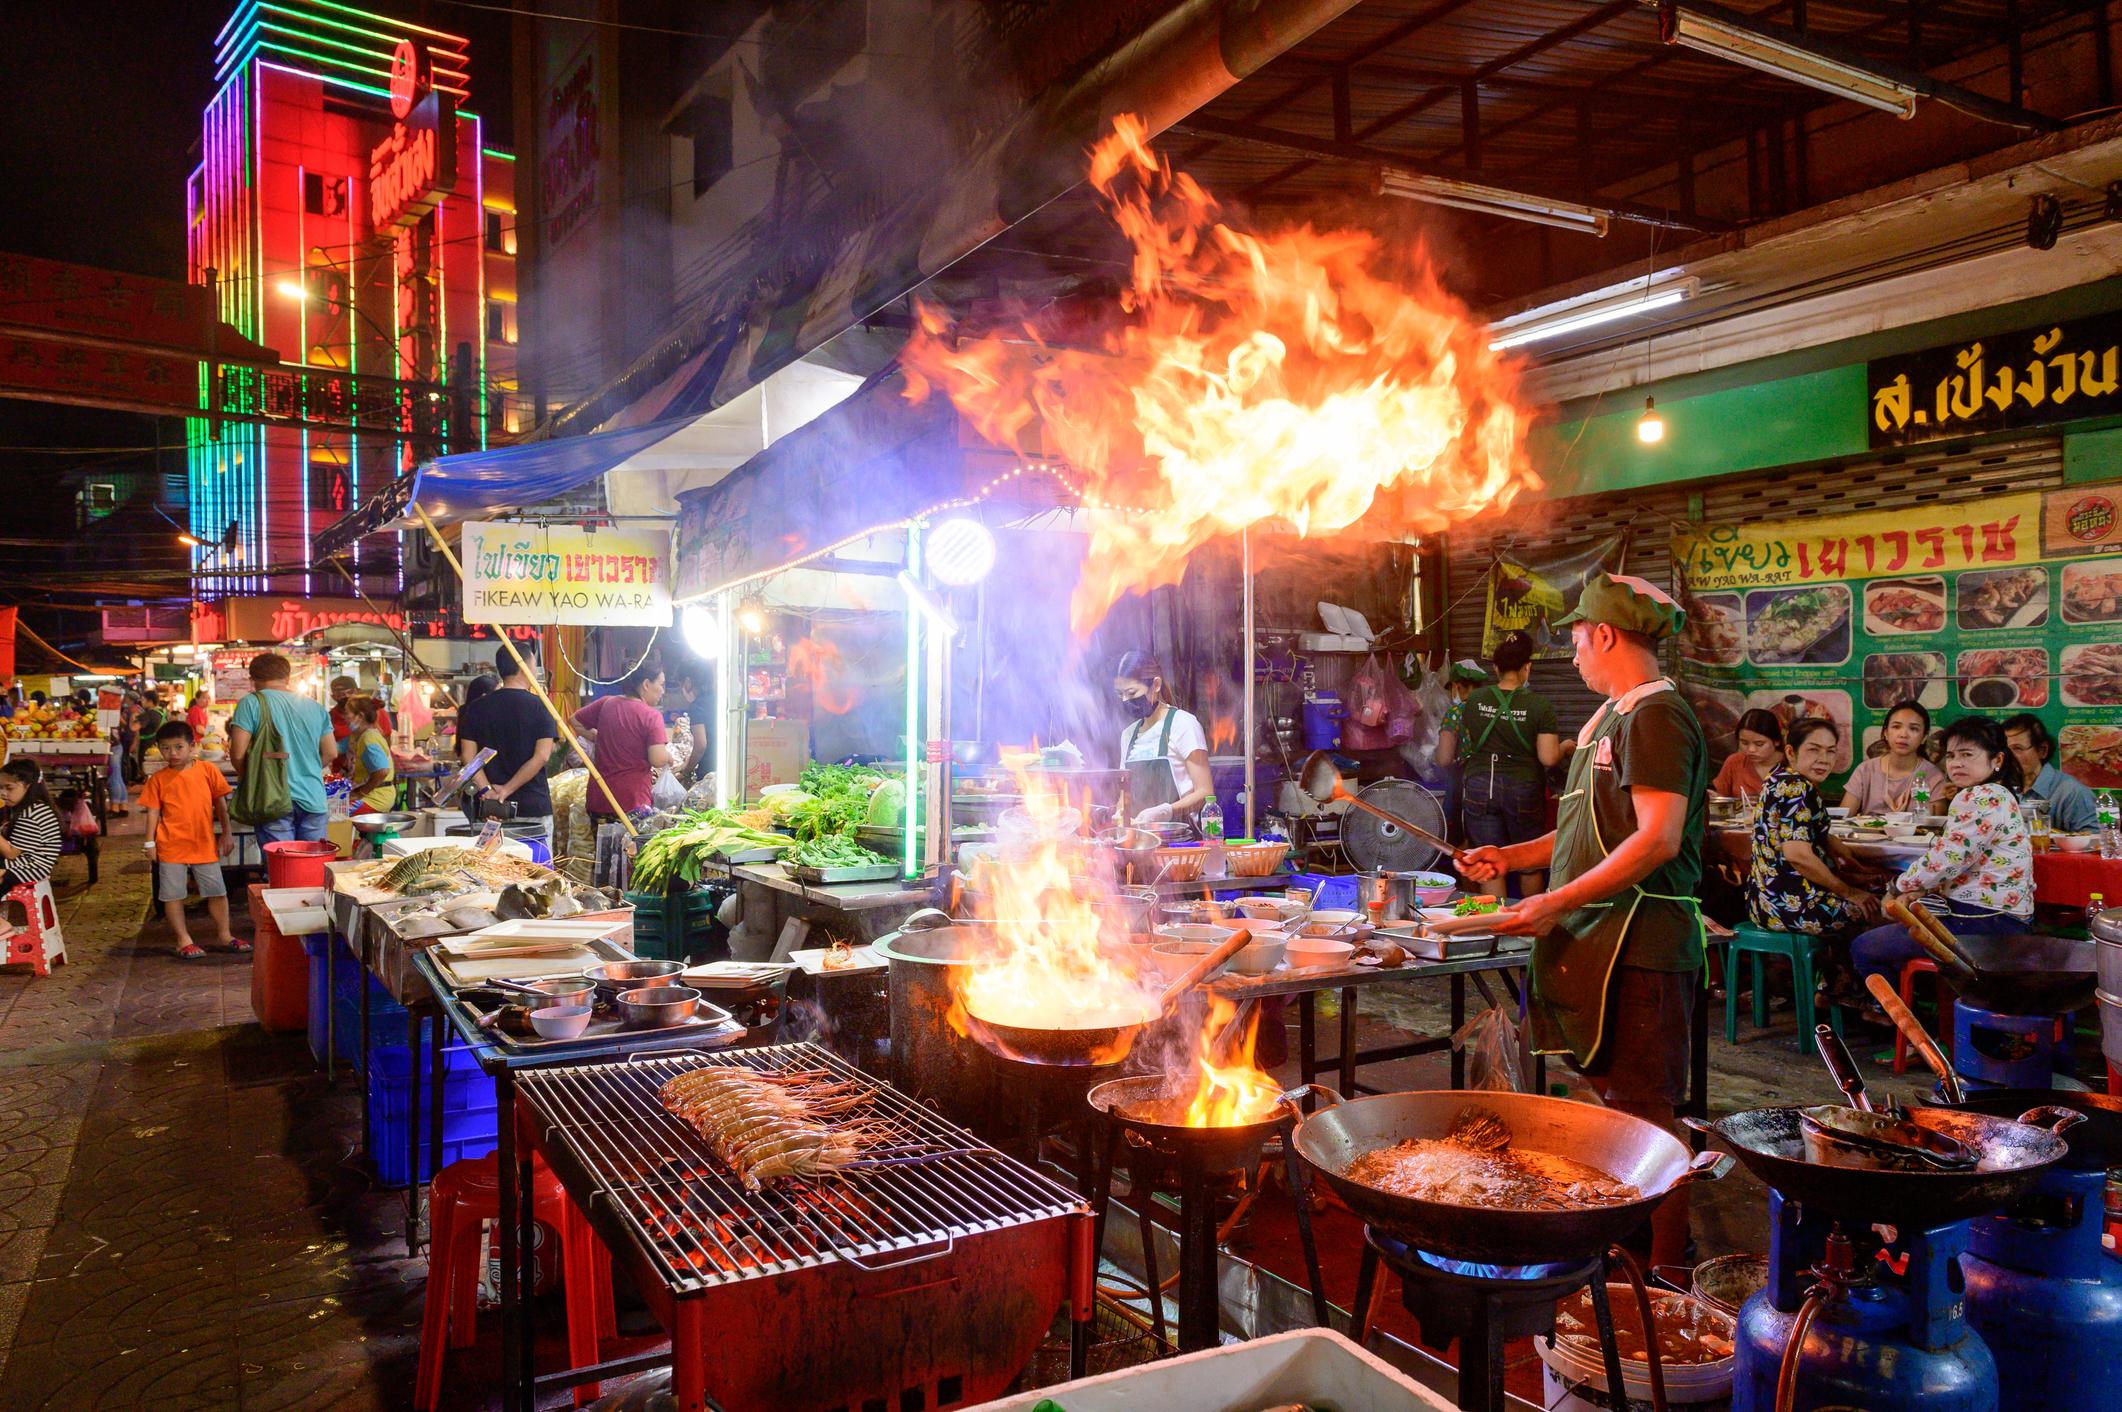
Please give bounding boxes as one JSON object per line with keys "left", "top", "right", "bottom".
{"left": 572, "top": 662, "right": 672, "bottom": 820}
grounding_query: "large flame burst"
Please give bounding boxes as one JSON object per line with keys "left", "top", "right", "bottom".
{"left": 904, "top": 113, "right": 1539, "bottom": 632}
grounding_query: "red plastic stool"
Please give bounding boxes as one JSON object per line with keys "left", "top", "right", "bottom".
{"left": 2, "top": 879, "right": 66, "bottom": 976}
{"left": 1891, "top": 958, "right": 1955, "bottom": 1074}
{"left": 414, "top": 1151, "right": 614, "bottom": 1410}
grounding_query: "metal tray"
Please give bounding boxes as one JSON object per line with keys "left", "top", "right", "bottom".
{"left": 785, "top": 861, "right": 902, "bottom": 885}
{"left": 712, "top": 846, "right": 785, "bottom": 864}
{"left": 489, "top": 1007, "right": 745, "bottom": 1052}
{"left": 1377, "top": 924, "right": 1509, "bottom": 961}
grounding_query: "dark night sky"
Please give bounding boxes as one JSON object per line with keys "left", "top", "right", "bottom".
{"left": 0, "top": 1, "right": 514, "bottom": 610}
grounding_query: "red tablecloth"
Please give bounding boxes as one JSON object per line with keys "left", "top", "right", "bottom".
{"left": 2032, "top": 851, "right": 2122, "bottom": 911}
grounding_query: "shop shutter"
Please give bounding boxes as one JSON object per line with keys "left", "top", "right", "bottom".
{"left": 1442, "top": 435, "right": 2064, "bottom": 736}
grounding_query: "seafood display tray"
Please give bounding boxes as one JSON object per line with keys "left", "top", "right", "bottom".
{"left": 784, "top": 861, "right": 903, "bottom": 885}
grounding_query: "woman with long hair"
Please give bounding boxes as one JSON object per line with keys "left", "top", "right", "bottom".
{"left": 1113, "top": 650, "right": 1214, "bottom": 826}
{"left": 1841, "top": 698, "right": 1946, "bottom": 814}
{"left": 0, "top": 758, "right": 64, "bottom": 890}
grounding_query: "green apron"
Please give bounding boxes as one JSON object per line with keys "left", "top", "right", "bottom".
{"left": 1124, "top": 708, "right": 1181, "bottom": 816}
{"left": 1530, "top": 684, "right": 1705, "bottom": 1067}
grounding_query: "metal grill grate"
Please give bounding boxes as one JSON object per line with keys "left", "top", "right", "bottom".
{"left": 516, "top": 1042, "right": 1086, "bottom": 1295}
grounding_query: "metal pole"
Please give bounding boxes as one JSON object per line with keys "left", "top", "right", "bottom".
{"left": 1242, "top": 527, "right": 1256, "bottom": 838}
{"left": 409, "top": 502, "right": 637, "bottom": 836}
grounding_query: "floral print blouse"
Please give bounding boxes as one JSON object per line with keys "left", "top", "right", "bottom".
{"left": 1747, "top": 768, "right": 1858, "bottom": 934}
{"left": 1899, "top": 781, "right": 2033, "bottom": 917}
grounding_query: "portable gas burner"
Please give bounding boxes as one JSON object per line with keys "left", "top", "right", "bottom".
{"left": 1691, "top": 1103, "right": 2080, "bottom": 1411}
{"left": 1084, "top": 1074, "right": 1330, "bottom": 1354}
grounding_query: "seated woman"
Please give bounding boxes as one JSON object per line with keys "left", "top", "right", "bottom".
{"left": 0, "top": 759, "right": 63, "bottom": 892}
{"left": 1841, "top": 698, "right": 1946, "bottom": 815}
{"left": 1848, "top": 716, "right": 2032, "bottom": 990}
{"left": 1714, "top": 708, "right": 1784, "bottom": 800}
{"left": 1748, "top": 718, "right": 1883, "bottom": 934}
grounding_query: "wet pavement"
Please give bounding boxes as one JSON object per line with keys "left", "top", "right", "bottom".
{"left": 0, "top": 808, "right": 1944, "bottom": 1410}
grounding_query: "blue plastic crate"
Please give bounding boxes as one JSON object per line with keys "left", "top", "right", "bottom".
{"left": 303, "top": 933, "right": 356, "bottom": 1068}
{"left": 366, "top": 1044, "right": 500, "bottom": 1187}
{"left": 1286, "top": 871, "right": 1361, "bottom": 912}
{"left": 366, "top": 1115, "right": 499, "bottom": 1188}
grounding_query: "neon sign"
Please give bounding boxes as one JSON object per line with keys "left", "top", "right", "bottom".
{"left": 369, "top": 90, "right": 456, "bottom": 234}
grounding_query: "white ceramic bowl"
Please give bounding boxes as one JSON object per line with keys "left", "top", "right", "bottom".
{"left": 1228, "top": 932, "right": 1287, "bottom": 975}
{"left": 2054, "top": 833, "right": 2096, "bottom": 854}
{"left": 529, "top": 1004, "right": 592, "bottom": 1040}
{"left": 1284, "top": 936, "right": 1354, "bottom": 971}
{"left": 1223, "top": 915, "right": 1288, "bottom": 935}
{"left": 1154, "top": 923, "right": 1237, "bottom": 949}
{"left": 1234, "top": 895, "right": 1310, "bottom": 925}
{"left": 1150, "top": 940, "right": 1227, "bottom": 982}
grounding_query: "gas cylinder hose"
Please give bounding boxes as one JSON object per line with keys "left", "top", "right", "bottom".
{"left": 1605, "top": 1245, "right": 1670, "bottom": 1412}
{"left": 1774, "top": 1282, "right": 1834, "bottom": 1412}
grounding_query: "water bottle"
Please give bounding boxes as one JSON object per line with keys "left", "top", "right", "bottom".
{"left": 2091, "top": 892, "right": 2108, "bottom": 932}
{"left": 2101, "top": 792, "right": 2122, "bottom": 859}
{"left": 1910, "top": 774, "right": 1932, "bottom": 817}
{"left": 1201, "top": 796, "right": 1226, "bottom": 876}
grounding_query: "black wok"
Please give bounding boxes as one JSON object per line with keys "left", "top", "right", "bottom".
{"left": 1901, "top": 923, "right": 2097, "bottom": 1014}
{"left": 1938, "top": 1088, "right": 2122, "bottom": 1171}
{"left": 1291, "top": 1089, "right": 1729, "bottom": 1266}
{"left": 1087, "top": 1074, "right": 1313, "bottom": 1169}
{"left": 1685, "top": 1104, "right": 2080, "bottom": 1228}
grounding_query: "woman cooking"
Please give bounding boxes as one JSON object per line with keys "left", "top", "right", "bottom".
{"left": 1114, "top": 651, "right": 1215, "bottom": 827}
{"left": 1841, "top": 698, "right": 1946, "bottom": 815}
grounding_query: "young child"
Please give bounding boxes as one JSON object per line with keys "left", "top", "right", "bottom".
{"left": 139, "top": 720, "right": 239, "bottom": 959}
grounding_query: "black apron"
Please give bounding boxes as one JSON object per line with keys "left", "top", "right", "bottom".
{"left": 1124, "top": 709, "right": 1181, "bottom": 814}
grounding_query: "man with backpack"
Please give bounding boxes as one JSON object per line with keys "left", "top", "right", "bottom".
{"left": 228, "top": 653, "right": 337, "bottom": 843}
{"left": 1435, "top": 630, "right": 1562, "bottom": 899}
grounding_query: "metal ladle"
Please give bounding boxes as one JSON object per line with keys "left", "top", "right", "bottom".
{"left": 1296, "top": 750, "right": 1462, "bottom": 863}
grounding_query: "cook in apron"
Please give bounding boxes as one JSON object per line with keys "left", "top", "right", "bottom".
{"left": 1529, "top": 681, "right": 1704, "bottom": 1067}
{"left": 1124, "top": 709, "right": 1182, "bottom": 818}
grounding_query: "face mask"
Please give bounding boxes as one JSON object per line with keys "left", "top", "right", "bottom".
{"left": 1121, "top": 692, "right": 1156, "bottom": 720}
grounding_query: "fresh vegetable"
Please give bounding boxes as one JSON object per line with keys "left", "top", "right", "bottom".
{"left": 631, "top": 810, "right": 791, "bottom": 892}
{"left": 784, "top": 835, "right": 889, "bottom": 870}
{"left": 769, "top": 762, "right": 895, "bottom": 843}
{"left": 1453, "top": 895, "right": 1502, "bottom": 917}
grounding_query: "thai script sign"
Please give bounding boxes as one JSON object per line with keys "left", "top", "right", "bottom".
{"left": 370, "top": 83, "right": 458, "bottom": 235}
{"left": 462, "top": 522, "right": 672, "bottom": 626}
{"left": 1868, "top": 312, "right": 2122, "bottom": 447}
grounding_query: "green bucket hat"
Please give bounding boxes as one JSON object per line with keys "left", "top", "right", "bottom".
{"left": 1447, "top": 659, "right": 1494, "bottom": 686}
{"left": 1553, "top": 572, "right": 1686, "bottom": 641}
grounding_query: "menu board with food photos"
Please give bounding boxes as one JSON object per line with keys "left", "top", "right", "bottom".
{"left": 1671, "top": 479, "right": 2122, "bottom": 792}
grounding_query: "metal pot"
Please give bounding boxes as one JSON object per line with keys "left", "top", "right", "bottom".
{"left": 2095, "top": 907, "right": 2122, "bottom": 994}
{"left": 1357, "top": 871, "right": 1429, "bottom": 923}
{"left": 581, "top": 958, "right": 686, "bottom": 1002}
{"left": 614, "top": 984, "right": 701, "bottom": 1030}
{"left": 869, "top": 918, "right": 1002, "bottom": 1124}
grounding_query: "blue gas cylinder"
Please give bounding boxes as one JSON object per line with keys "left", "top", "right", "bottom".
{"left": 1302, "top": 693, "right": 1343, "bottom": 750}
{"left": 1733, "top": 1194, "right": 1997, "bottom": 1412}
{"left": 1962, "top": 1164, "right": 2122, "bottom": 1411}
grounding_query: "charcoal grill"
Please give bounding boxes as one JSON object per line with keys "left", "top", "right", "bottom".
{"left": 511, "top": 1042, "right": 1094, "bottom": 1412}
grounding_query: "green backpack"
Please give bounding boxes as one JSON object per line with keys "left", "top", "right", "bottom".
{"left": 230, "top": 692, "right": 293, "bottom": 826}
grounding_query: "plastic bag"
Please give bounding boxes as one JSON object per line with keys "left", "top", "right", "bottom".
{"left": 684, "top": 774, "right": 718, "bottom": 813}
{"left": 1450, "top": 1004, "right": 1524, "bottom": 1093}
{"left": 1347, "top": 654, "right": 1391, "bottom": 728}
{"left": 649, "top": 766, "right": 687, "bottom": 812}
{"left": 67, "top": 799, "right": 99, "bottom": 838}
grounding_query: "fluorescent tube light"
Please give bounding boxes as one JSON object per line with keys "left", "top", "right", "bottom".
{"left": 1667, "top": 6, "right": 1918, "bottom": 118}
{"left": 1489, "top": 276, "right": 1701, "bottom": 351}
{"left": 1374, "top": 167, "right": 1610, "bottom": 237}
{"left": 896, "top": 571, "right": 961, "bottom": 639}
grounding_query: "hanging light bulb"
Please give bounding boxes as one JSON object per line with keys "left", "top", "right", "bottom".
{"left": 1636, "top": 396, "right": 1666, "bottom": 445}
{"left": 735, "top": 598, "right": 769, "bottom": 636}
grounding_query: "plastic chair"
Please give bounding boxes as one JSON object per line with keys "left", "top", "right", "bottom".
{"left": 414, "top": 1150, "right": 617, "bottom": 1411}
{"left": 2, "top": 879, "right": 66, "bottom": 976}
{"left": 1724, "top": 924, "right": 1850, "bottom": 1055}
{"left": 1890, "top": 958, "right": 1956, "bottom": 1074}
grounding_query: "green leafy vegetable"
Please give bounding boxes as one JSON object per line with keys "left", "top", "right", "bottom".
{"left": 785, "top": 835, "right": 889, "bottom": 870}
{"left": 631, "top": 810, "right": 790, "bottom": 892}
{"left": 1453, "top": 895, "right": 1502, "bottom": 916}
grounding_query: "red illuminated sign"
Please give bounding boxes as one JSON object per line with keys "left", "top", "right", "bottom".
{"left": 369, "top": 90, "right": 457, "bottom": 235}
{"left": 389, "top": 39, "right": 421, "bottom": 120}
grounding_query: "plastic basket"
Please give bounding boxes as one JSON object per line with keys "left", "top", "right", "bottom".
{"left": 1152, "top": 846, "right": 1207, "bottom": 882}
{"left": 625, "top": 886, "right": 721, "bottom": 962}
{"left": 302, "top": 933, "right": 347, "bottom": 1068}
{"left": 1224, "top": 841, "right": 1292, "bottom": 877}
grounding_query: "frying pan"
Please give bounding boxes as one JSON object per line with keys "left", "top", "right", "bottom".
{"left": 1884, "top": 898, "right": 2097, "bottom": 1013}
{"left": 1086, "top": 1075, "right": 1321, "bottom": 1169}
{"left": 1297, "top": 751, "right": 1462, "bottom": 863}
{"left": 1938, "top": 1088, "right": 2122, "bottom": 1170}
{"left": 1290, "top": 1088, "right": 1729, "bottom": 1266}
{"left": 958, "top": 926, "right": 1252, "bottom": 1067}
{"left": 1683, "top": 1104, "right": 2080, "bottom": 1228}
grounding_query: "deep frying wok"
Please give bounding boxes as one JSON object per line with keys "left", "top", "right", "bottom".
{"left": 1939, "top": 1088, "right": 2122, "bottom": 1170}
{"left": 1888, "top": 900, "right": 2098, "bottom": 1013}
{"left": 1290, "top": 1089, "right": 1729, "bottom": 1266}
{"left": 1684, "top": 1105, "right": 2080, "bottom": 1227}
{"left": 1087, "top": 1074, "right": 1314, "bottom": 1168}
{"left": 958, "top": 925, "right": 1251, "bottom": 1066}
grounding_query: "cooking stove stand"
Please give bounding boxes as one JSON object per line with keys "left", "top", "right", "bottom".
{"left": 1086, "top": 1117, "right": 1329, "bottom": 1354}
{"left": 1350, "top": 1228, "right": 1629, "bottom": 1412}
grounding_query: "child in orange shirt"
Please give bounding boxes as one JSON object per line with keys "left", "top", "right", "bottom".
{"left": 139, "top": 721, "right": 236, "bottom": 959}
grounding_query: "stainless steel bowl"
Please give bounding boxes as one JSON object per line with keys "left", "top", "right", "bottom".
{"left": 351, "top": 810, "right": 421, "bottom": 834}
{"left": 582, "top": 958, "right": 685, "bottom": 999}
{"left": 615, "top": 984, "right": 701, "bottom": 1030}
{"left": 522, "top": 979, "right": 596, "bottom": 1010}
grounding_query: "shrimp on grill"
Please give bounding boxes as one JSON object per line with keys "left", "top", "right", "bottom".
{"left": 658, "top": 1066, "right": 888, "bottom": 1189}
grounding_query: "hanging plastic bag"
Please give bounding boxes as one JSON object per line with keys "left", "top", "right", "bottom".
{"left": 1450, "top": 1004, "right": 1524, "bottom": 1093}
{"left": 1347, "top": 654, "right": 1391, "bottom": 727}
{"left": 1379, "top": 654, "right": 1421, "bottom": 746}
{"left": 67, "top": 798, "right": 100, "bottom": 839}
{"left": 649, "top": 766, "right": 687, "bottom": 812}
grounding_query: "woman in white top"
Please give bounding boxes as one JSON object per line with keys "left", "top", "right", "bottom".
{"left": 1841, "top": 698, "right": 1947, "bottom": 815}
{"left": 1114, "top": 651, "right": 1214, "bottom": 826}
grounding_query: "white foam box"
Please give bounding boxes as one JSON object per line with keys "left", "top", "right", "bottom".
{"left": 967, "top": 1329, "right": 1456, "bottom": 1411}
{"left": 379, "top": 834, "right": 533, "bottom": 861}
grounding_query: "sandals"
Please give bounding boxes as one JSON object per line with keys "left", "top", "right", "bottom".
{"left": 176, "top": 943, "right": 207, "bottom": 960}
{"left": 227, "top": 939, "right": 252, "bottom": 954}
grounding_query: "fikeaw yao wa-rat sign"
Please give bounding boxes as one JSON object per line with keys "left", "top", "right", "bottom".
{"left": 461, "top": 521, "right": 673, "bottom": 626}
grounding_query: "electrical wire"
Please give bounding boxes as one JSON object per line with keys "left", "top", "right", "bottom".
{"left": 554, "top": 625, "right": 661, "bottom": 686}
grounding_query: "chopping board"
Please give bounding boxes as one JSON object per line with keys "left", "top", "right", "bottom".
{"left": 433, "top": 937, "right": 630, "bottom": 986}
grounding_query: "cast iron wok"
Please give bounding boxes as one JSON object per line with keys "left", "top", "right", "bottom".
{"left": 1937, "top": 1088, "right": 2122, "bottom": 1171}
{"left": 1887, "top": 900, "right": 2097, "bottom": 1013}
{"left": 1290, "top": 1089, "right": 1729, "bottom": 1266}
{"left": 1684, "top": 1104, "right": 2080, "bottom": 1227}
{"left": 958, "top": 926, "right": 1252, "bottom": 1067}
{"left": 1087, "top": 1075, "right": 1323, "bottom": 1169}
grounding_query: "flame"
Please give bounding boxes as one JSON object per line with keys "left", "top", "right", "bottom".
{"left": 788, "top": 636, "right": 858, "bottom": 714}
{"left": 954, "top": 770, "right": 1158, "bottom": 1053}
{"left": 1178, "top": 994, "right": 1284, "bottom": 1128}
{"left": 904, "top": 113, "right": 1538, "bottom": 633}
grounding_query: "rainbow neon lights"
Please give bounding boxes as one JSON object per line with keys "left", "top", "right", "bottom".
{"left": 187, "top": 0, "right": 511, "bottom": 603}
